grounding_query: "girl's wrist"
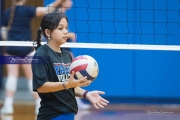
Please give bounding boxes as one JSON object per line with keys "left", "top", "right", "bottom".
{"left": 62, "top": 81, "right": 69, "bottom": 90}
{"left": 83, "top": 90, "right": 90, "bottom": 99}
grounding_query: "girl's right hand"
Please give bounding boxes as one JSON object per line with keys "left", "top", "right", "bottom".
{"left": 66, "top": 71, "right": 91, "bottom": 88}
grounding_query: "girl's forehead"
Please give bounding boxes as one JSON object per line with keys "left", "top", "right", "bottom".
{"left": 59, "top": 18, "right": 68, "bottom": 25}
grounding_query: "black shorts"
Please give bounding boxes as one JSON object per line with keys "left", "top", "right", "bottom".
{"left": 6, "top": 46, "right": 33, "bottom": 56}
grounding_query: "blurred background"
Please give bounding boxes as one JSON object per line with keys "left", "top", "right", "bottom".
{"left": 0, "top": 0, "right": 180, "bottom": 120}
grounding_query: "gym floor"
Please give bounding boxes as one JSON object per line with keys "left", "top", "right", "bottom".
{"left": 0, "top": 77, "right": 180, "bottom": 120}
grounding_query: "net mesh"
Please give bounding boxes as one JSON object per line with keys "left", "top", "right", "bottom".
{"left": 1, "top": 0, "right": 180, "bottom": 100}
{"left": 0, "top": 0, "right": 180, "bottom": 50}
{"left": 66, "top": 0, "right": 180, "bottom": 45}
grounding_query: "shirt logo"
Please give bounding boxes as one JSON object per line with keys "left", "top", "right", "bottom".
{"left": 54, "top": 63, "right": 71, "bottom": 82}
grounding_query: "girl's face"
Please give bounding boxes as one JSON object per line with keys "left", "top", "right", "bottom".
{"left": 62, "top": 0, "right": 73, "bottom": 10}
{"left": 51, "top": 18, "right": 68, "bottom": 45}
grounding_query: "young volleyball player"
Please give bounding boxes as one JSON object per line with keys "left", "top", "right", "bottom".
{"left": 32, "top": 13, "right": 109, "bottom": 120}
{"left": 43, "top": 0, "right": 91, "bottom": 110}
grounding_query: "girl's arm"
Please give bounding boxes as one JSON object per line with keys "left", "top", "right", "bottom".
{"left": 75, "top": 87, "right": 109, "bottom": 109}
{"left": 35, "top": 0, "right": 63, "bottom": 17}
{"left": 1, "top": 26, "right": 8, "bottom": 41}
{"left": 37, "top": 81, "right": 69, "bottom": 93}
{"left": 75, "top": 87, "right": 86, "bottom": 98}
{"left": 37, "top": 71, "right": 91, "bottom": 93}
{"left": 68, "top": 33, "right": 76, "bottom": 42}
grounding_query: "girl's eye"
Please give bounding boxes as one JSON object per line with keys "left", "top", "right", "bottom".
{"left": 58, "top": 27, "right": 68, "bottom": 30}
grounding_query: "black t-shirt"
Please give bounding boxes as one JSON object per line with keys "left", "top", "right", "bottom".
{"left": 32, "top": 44, "right": 78, "bottom": 120}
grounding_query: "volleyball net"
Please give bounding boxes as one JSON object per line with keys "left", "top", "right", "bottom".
{"left": 0, "top": 0, "right": 180, "bottom": 100}
{"left": 0, "top": 0, "right": 180, "bottom": 51}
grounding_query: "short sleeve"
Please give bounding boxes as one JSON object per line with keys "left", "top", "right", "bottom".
{"left": 31, "top": 53, "right": 49, "bottom": 92}
{"left": 24, "top": 6, "right": 36, "bottom": 18}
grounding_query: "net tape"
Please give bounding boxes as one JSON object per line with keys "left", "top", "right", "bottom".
{"left": 0, "top": 41, "right": 180, "bottom": 51}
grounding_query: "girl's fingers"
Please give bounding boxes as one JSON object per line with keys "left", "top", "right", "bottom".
{"left": 99, "top": 101, "right": 107, "bottom": 106}
{"left": 97, "top": 91, "right": 105, "bottom": 95}
{"left": 70, "top": 71, "right": 75, "bottom": 78}
{"left": 94, "top": 104, "right": 99, "bottom": 109}
{"left": 97, "top": 103, "right": 104, "bottom": 108}
{"left": 78, "top": 76, "right": 87, "bottom": 82}
{"left": 80, "top": 80, "right": 91, "bottom": 86}
{"left": 101, "top": 98, "right": 109, "bottom": 104}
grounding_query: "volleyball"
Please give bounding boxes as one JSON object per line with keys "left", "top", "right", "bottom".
{"left": 70, "top": 55, "right": 99, "bottom": 81}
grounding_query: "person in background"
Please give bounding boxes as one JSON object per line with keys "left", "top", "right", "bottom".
{"left": 32, "top": 12, "right": 109, "bottom": 120}
{"left": 0, "top": 0, "right": 63, "bottom": 114}
{"left": 44, "top": 0, "right": 91, "bottom": 109}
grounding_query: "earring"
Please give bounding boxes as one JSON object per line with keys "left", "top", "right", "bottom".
{"left": 48, "top": 37, "right": 50, "bottom": 40}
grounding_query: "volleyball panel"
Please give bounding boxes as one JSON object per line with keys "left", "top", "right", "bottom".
{"left": 86, "top": 55, "right": 99, "bottom": 78}
{"left": 70, "top": 58, "right": 88, "bottom": 73}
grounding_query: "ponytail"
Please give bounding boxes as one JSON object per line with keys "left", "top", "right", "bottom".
{"left": 33, "top": 28, "right": 42, "bottom": 50}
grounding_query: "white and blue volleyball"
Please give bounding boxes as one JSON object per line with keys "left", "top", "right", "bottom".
{"left": 70, "top": 55, "right": 99, "bottom": 81}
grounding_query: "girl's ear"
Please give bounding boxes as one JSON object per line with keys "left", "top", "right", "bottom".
{"left": 45, "top": 29, "right": 51, "bottom": 38}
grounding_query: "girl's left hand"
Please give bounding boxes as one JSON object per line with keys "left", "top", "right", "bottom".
{"left": 86, "top": 91, "right": 109, "bottom": 109}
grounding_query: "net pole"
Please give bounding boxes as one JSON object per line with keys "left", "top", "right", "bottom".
{"left": 0, "top": 46, "right": 2, "bottom": 88}
{"left": 0, "top": 0, "right": 3, "bottom": 88}
{"left": 0, "top": 41, "right": 180, "bottom": 51}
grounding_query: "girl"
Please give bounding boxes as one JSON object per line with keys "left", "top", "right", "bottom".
{"left": 43, "top": 0, "right": 91, "bottom": 110}
{"left": 1, "top": 0, "right": 63, "bottom": 114}
{"left": 32, "top": 13, "right": 109, "bottom": 120}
